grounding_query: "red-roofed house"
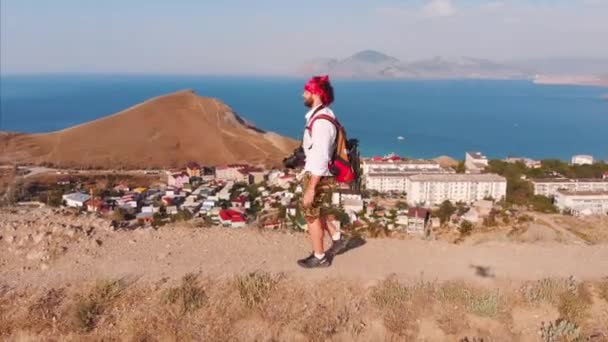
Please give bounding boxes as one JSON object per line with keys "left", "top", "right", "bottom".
{"left": 85, "top": 198, "right": 106, "bottom": 213}
{"left": 231, "top": 195, "right": 249, "bottom": 208}
{"left": 219, "top": 209, "right": 246, "bottom": 228}
{"left": 167, "top": 172, "right": 190, "bottom": 189}
{"left": 237, "top": 169, "right": 254, "bottom": 184}
{"left": 407, "top": 207, "right": 430, "bottom": 233}
{"left": 603, "top": 172, "right": 608, "bottom": 180}
{"left": 162, "top": 196, "right": 174, "bottom": 206}
{"left": 186, "top": 162, "right": 201, "bottom": 178}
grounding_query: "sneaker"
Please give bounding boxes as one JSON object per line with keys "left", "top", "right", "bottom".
{"left": 297, "top": 253, "right": 331, "bottom": 268}
{"left": 326, "top": 236, "right": 348, "bottom": 256}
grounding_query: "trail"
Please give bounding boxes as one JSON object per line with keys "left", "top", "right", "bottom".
{"left": 2, "top": 223, "right": 607, "bottom": 289}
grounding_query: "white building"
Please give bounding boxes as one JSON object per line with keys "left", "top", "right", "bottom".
{"left": 571, "top": 155, "right": 594, "bottom": 165}
{"left": 465, "top": 152, "right": 489, "bottom": 173}
{"left": 365, "top": 173, "right": 409, "bottom": 192}
{"left": 62, "top": 193, "right": 91, "bottom": 208}
{"left": 406, "top": 174, "right": 507, "bottom": 206}
{"left": 364, "top": 162, "right": 454, "bottom": 193}
{"left": 332, "top": 189, "right": 363, "bottom": 205}
{"left": 341, "top": 198, "right": 364, "bottom": 214}
{"left": 554, "top": 190, "right": 608, "bottom": 216}
{"left": 217, "top": 181, "right": 234, "bottom": 201}
{"left": 531, "top": 178, "right": 608, "bottom": 197}
{"left": 215, "top": 165, "right": 252, "bottom": 183}
{"left": 166, "top": 172, "right": 190, "bottom": 188}
{"left": 361, "top": 158, "right": 444, "bottom": 175}
{"left": 504, "top": 157, "right": 542, "bottom": 169}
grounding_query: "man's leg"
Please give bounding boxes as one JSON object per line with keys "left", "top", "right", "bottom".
{"left": 297, "top": 215, "right": 330, "bottom": 268}
{"left": 308, "top": 217, "right": 325, "bottom": 255}
{"left": 297, "top": 173, "right": 331, "bottom": 268}
{"left": 322, "top": 216, "right": 337, "bottom": 236}
{"left": 322, "top": 216, "right": 347, "bottom": 256}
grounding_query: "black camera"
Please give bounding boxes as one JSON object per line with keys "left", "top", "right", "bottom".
{"left": 283, "top": 146, "right": 306, "bottom": 169}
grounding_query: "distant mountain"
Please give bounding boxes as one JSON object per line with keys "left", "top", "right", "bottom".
{"left": 300, "top": 50, "right": 529, "bottom": 80}
{"left": 0, "top": 90, "right": 299, "bottom": 169}
{"left": 299, "top": 50, "right": 403, "bottom": 78}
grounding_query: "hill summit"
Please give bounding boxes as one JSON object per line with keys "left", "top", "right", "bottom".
{"left": 0, "top": 90, "right": 299, "bottom": 169}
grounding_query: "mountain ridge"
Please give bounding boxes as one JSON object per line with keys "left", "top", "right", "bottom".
{"left": 299, "top": 50, "right": 606, "bottom": 81}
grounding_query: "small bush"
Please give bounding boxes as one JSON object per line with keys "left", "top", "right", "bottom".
{"left": 520, "top": 278, "right": 572, "bottom": 304}
{"left": 73, "top": 279, "right": 124, "bottom": 332}
{"left": 234, "top": 272, "right": 281, "bottom": 309}
{"left": 459, "top": 220, "right": 474, "bottom": 236}
{"left": 162, "top": 273, "right": 206, "bottom": 315}
{"left": 371, "top": 275, "right": 410, "bottom": 310}
{"left": 438, "top": 282, "right": 499, "bottom": 318}
{"left": 370, "top": 275, "right": 422, "bottom": 339}
{"left": 540, "top": 319, "right": 581, "bottom": 342}
{"left": 598, "top": 278, "right": 608, "bottom": 303}
{"left": 557, "top": 284, "right": 592, "bottom": 324}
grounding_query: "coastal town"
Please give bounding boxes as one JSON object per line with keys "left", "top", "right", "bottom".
{"left": 3, "top": 151, "right": 607, "bottom": 240}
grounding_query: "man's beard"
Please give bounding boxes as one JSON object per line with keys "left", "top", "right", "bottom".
{"left": 303, "top": 97, "right": 314, "bottom": 108}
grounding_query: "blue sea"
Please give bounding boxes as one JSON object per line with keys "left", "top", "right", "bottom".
{"left": 1, "top": 74, "right": 607, "bottom": 161}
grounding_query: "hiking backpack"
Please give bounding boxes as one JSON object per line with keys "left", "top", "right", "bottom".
{"left": 306, "top": 113, "right": 361, "bottom": 190}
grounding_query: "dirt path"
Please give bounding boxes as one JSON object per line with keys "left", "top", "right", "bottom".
{"left": 2, "top": 224, "right": 608, "bottom": 289}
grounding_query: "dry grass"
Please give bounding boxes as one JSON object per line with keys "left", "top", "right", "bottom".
{"left": 234, "top": 271, "right": 281, "bottom": 309}
{"left": 370, "top": 275, "right": 438, "bottom": 339}
{"left": 71, "top": 279, "right": 125, "bottom": 332}
{"left": 1, "top": 275, "right": 606, "bottom": 341}
{"left": 520, "top": 277, "right": 575, "bottom": 305}
{"left": 553, "top": 215, "right": 608, "bottom": 244}
{"left": 599, "top": 278, "right": 608, "bottom": 303}
{"left": 557, "top": 283, "right": 593, "bottom": 325}
{"left": 436, "top": 306, "right": 471, "bottom": 335}
{"left": 162, "top": 273, "right": 206, "bottom": 315}
{"left": 437, "top": 281, "right": 502, "bottom": 318}
{"left": 24, "top": 288, "right": 66, "bottom": 333}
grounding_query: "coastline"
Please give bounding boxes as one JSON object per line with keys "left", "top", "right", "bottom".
{"left": 533, "top": 74, "right": 608, "bottom": 88}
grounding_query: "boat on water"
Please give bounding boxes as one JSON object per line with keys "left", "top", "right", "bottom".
{"left": 397, "top": 136, "right": 405, "bottom": 141}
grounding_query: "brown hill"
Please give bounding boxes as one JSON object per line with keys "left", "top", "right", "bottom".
{"left": 0, "top": 90, "right": 299, "bottom": 169}
{"left": 432, "top": 155, "right": 459, "bottom": 168}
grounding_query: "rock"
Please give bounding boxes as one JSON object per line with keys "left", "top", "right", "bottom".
{"left": 18, "top": 235, "right": 33, "bottom": 247}
{"left": 6, "top": 236, "right": 16, "bottom": 244}
{"left": 65, "top": 228, "right": 76, "bottom": 238}
{"left": 40, "top": 263, "right": 49, "bottom": 271}
{"left": 157, "top": 252, "right": 171, "bottom": 260}
{"left": 26, "top": 249, "right": 49, "bottom": 261}
{"left": 33, "top": 233, "right": 46, "bottom": 245}
{"left": 129, "top": 239, "right": 137, "bottom": 245}
{"left": 95, "top": 239, "right": 103, "bottom": 247}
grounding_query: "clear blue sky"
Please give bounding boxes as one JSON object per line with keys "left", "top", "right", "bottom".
{"left": 1, "top": 0, "right": 607, "bottom": 74}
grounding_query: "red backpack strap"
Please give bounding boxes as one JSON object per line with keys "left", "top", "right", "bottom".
{"left": 306, "top": 114, "right": 341, "bottom": 135}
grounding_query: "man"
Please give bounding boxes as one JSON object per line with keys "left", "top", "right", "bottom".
{"left": 297, "top": 75, "right": 347, "bottom": 268}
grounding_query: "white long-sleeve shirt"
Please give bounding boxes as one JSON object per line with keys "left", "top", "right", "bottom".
{"left": 303, "top": 105, "right": 337, "bottom": 176}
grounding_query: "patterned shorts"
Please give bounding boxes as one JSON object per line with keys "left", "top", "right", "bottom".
{"left": 299, "top": 172, "right": 336, "bottom": 222}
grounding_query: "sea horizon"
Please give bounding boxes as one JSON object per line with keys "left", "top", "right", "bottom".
{"left": 1, "top": 74, "right": 607, "bottom": 162}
